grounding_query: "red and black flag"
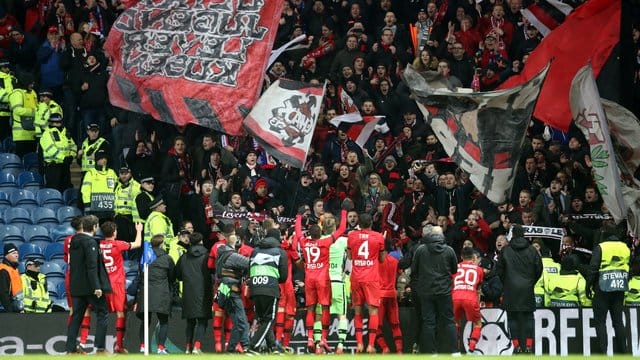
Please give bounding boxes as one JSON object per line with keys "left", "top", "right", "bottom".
{"left": 242, "top": 79, "right": 325, "bottom": 169}
{"left": 403, "top": 64, "right": 549, "bottom": 204}
{"left": 104, "top": 0, "right": 285, "bottom": 135}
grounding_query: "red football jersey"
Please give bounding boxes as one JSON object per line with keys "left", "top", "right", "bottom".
{"left": 347, "top": 229, "right": 385, "bottom": 283}
{"left": 299, "top": 236, "right": 334, "bottom": 281}
{"left": 379, "top": 254, "right": 399, "bottom": 298}
{"left": 100, "top": 239, "right": 131, "bottom": 284}
{"left": 207, "top": 239, "right": 228, "bottom": 270}
{"left": 452, "top": 261, "right": 484, "bottom": 301}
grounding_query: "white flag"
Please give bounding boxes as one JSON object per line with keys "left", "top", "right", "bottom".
{"left": 570, "top": 64, "right": 627, "bottom": 223}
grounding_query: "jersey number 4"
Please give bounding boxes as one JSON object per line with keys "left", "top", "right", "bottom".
{"left": 357, "top": 241, "right": 369, "bottom": 258}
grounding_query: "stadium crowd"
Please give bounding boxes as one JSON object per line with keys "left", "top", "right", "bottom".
{"left": 0, "top": 0, "right": 640, "bottom": 356}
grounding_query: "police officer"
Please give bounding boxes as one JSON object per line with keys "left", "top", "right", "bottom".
{"left": 0, "top": 59, "right": 15, "bottom": 140}
{"left": 34, "top": 90, "right": 63, "bottom": 139}
{"left": 534, "top": 248, "right": 560, "bottom": 308}
{"left": 144, "top": 196, "right": 175, "bottom": 253}
{"left": 215, "top": 235, "right": 251, "bottom": 353}
{"left": 77, "top": 123, "right": 109, "bottom": 175}
{"left": 134, "top": 177, "right": 155, "bottom": 224}
{"left": 545, "top": 255, "right": 589, "bottom": 307}
{"left": 80, "top": 150, "right": 117, "bottom": 222}
{"left": 21, "top": 259, "right": 52, "bottom": 313}
{"left": 589, "top": 234, "right": 630, "bottom": 354}
{"left": 247, "top": 229, "right": 288, "bottom": 354}
{"left": 0, "top": 243, "right": 23, "bottom": 313}
{"left": 114, "top": 166, "right": 141, "bottom": 243}
{"left": 9, "top": 72, "right": 38, "bottom": 156}
{"left": 40, "top": 112, "right": 76, "bottom": 192}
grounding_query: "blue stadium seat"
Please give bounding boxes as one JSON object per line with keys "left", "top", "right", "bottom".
{"left": 17, "top": 171, "right": 44, "bottom": 189}
{"left": 0, "top": 191, "right": 10, "bottom": 206}
{"left": 37, "top": 188, "right": 65, "bottom": 207}
{"left": 56, "top": 281, "right": 67, "bottom": 300}
{"left": 8, "top": 188, "right": 38, "bottom": 207}
{"left": 47, "top": 277, "right": 64, "bottom": 299}
{"left": 50, "top": 223, "right": 75, "bottom": 243}
{"left": 45, "top": 242, "right": 65, "bottom": 261}
{"left": 40, "top": 261, "right": 65, "bottom": 278}
{"left": 22, "top": 152, "right": 39, "bottom": 172}
{"left": 18, "top": 243, "right": 45, "bottom": 262}
{"left": 0, "top": 152, "right": 21, "bottom": 170}
{"left": 56, "top": 206, "right": 82, "bottom": 224}
{"left": 4, "top": 207, "right": 32, "bottom": 225}
{"left": 0, "top": 171, "right": 16, "bottom": 190}
{"left": 0, "top": 224, "right": 25, "bottom": 243}
{"left": 31, "top": 207, "right": 59, "bottom": 226}
{"left": 30, "top": 240, "right": 52, "bottom": 252}
{"left": 24, "top": 225, "right": 53, "bottom": 243}
{"left": 63, "top": 188, "right": 79, "bottom": 206}
{"left": 48, "top": 258, "right": 67, "bottom": 270}
{"left": 18, "top": 260, "right": 25, "bottom": 274}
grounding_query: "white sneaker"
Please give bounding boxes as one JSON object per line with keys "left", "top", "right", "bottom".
{"left": 157, "top": 348, "right": 168, "bottom": 355}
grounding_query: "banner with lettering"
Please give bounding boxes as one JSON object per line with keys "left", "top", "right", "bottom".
{"left": 104, "top": 0, "right": 285, "bottom": 135}
{"left": 522, "top": 225, "right": 566, "bottom": 241}
{"left": 5, "top": 308, "right": 640, "bottom": 355}
{"left": 213, "top": 209, "right": 295, "bottom": 225}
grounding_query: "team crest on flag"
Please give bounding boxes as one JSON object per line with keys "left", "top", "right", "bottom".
{"left": 104, "top": 0, "right": 285, "bottom": 135}
{"left": 243, "top": 79, "right": 325, "bottom": 168}
{"left": 403, "top": 64, "right": 549, "bottom": 204}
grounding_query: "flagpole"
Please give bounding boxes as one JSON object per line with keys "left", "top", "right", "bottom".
{"left": 143, "top": 262, "right": 149, "bottom": 356}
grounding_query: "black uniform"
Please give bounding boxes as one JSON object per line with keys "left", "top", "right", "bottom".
{"left": 496, "top": 233, "right": 543, "bottom": 353}
{"left": 65, "top": 232, "right": 112, "bottom": 353}
{"left": 176, "top": 242, "right": 213, "bottom": 351}
{"left": 247, "top": 232, "right": 288, "bottom": 352}
{"left": 411, "top": 232, "right": 458, "bottom": 354}
{"left": 215, "top": 245, "right": 250, "bottom": 352}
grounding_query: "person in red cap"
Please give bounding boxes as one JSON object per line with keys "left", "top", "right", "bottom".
{"left": 36, "top": 25, "right": 65, "bottom": 101}
{"left": 248, "top": 177, "right": 275, "bottom": 213}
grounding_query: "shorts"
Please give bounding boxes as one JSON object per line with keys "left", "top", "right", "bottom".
{"left": 453, "top": 298, "right": 481, "bottom": 322}
{"left": 379, "top": 296, "right": 400, "bottom": 325}
{"left": 330, "top": 281, "right": 347, "bottom": 315}
{"left": 278, "top": 285, "right": 297, "bottom": 316}
{"left": 305, "top": 277, "right": 331, "bottom": 306}
{"left": 105, "top": 283, "right": 127, "bottom": 312}
{"left": 351, "top": 281, "right": 380, "bottom": 307}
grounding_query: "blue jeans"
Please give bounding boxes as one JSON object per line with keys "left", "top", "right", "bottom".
{"left": 219, "top": 292, "right": 249, "bottom": 351}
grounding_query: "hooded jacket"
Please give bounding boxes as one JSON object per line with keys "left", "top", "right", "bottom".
{"left": 496, "top": 236, "right": 543, "bottom": 311}
{"left": 176, "top": 243, "right": 213, "bottom": 319}
{"left": 411, "top": 233, "right": 458, "bottom": 297}
{"left": 248, "top": 235, "right": 288, "bottom": 298}
{"left": 68, "top": 232, "right": 112, "bottom": 297}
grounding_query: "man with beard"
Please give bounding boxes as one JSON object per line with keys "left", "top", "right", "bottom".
{"left": 330, "top": 35, "right": 365, "bottom": 77}
{"left": 376, "top": 156, "right": 403, "bottom": 198}
{"left": 289, "top": 171, "right": 317, "bottom": 217}
{"left": 322, "top": 129, "right": 362, "bottom": 172}
{"left": 512, "top": 156, "right": 544, "bottom": 203}
{"left": 403, "top": 178, "right": 432, "bottom": 239}
{"left": 419, "top": 170, "right": 474, "bottom": 223}
{"left": 534, "top": 178, "right": 569, "bottom": 227}
{"left": 447, "top": 42, "right": 474, "bottom": 87}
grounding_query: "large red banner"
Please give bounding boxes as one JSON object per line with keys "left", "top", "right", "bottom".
{"left": 104, "top": 0, "right": 284, "bottom": 135}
